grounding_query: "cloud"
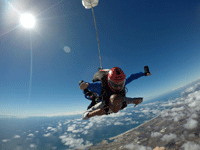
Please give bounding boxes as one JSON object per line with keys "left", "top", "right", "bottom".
{"left": 139, "top": 114, "right": 144, "bottom": 117}
{"left": 181, "top": 82, "right": 200, "bottom": 97}
{"left": 72, "top": 128, "right": 84, "bottom": 133}
{"left": 64, "top": 120, "right": 71, "bottom": 125}
{"left": 59, "top": 134, "right": 86, "bottom": 149}
{"left": 151, "top": 132, "right": 162, "bottom": 138}
{"left": 43, "top": 133, "right": 51, "bottom": 137}
{"left": 82, "top": 130, "right": 89, "bottom": 135}
{"left": 30, "top": 144, "right": 37, "bottom": 148}
{"left": 183, "top": 118, "right": 198, "bottom": 129}
{"left": 181, "top": 141, "right": 200, "bottom": 150}
{"left": 13, "top": 135, "right": 20, "bottom": 138}
{"left": 67, "top": 124, "right": 76, "bottom": 131}
{"left": 160, "top": 102, "right": 173, "bottom": 107}
{"left": 28, "top": 133, "right": 34, "bottom": 137}
{"left": 171, "top": 106, "right": 184, "bottom": 112}
{"left": 47, "top": 127, "right": 52, "bottom": 130}
{"left": 84, "top": 122, "right": 94, "bottom": 130}
{"left": 161, "top": 133, "right": 177, "bottom": 142}
{"left": 124, "top": 143, "right": 152, "bottom": 150}
{"left": 47, "top": 127, "right": 57, "bottom": 132}
{"left": 2, "top": 139, "right": 10, "bottom": 142}
{"left": 52, "top": 146, "right": 57, "bottom": 150}
{"left": 114, "top": 122, "right": 124, "bottom": 126}
{"left": 188, "top": 101, "right": 197, "bottom": 108}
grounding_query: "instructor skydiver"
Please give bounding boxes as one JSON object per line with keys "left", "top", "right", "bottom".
{"left": 79, "top": 66, "right": 151, "bottom": 120}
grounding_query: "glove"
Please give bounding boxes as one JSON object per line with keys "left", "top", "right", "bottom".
{"left": 79, "top": 80, "right": 89, "bottom": 90}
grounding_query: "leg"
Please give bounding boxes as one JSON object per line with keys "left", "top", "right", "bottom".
{"left": 87, "top": 96, "right": 100, "bottom": 109}
{"left": 82, "top": 101, "right": 105, "bottom": 120}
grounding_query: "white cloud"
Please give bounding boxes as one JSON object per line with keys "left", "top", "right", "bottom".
{"left": 72, "top": 128, "right": 84, "bottom": 133}
{"left": 161, "top": 133, "right": 177, "bottom": 142}
{"left": 114, "top": 122, "right": 124, "bottom": 126}
{"left": 151, "top": 132, "right": 162, "bottom": 138}
{"left": 47, "top": 127, "right": 52, "bottom": 130}
{"left": 52, "top": 146, "right": 57, "bottom": 150}
{"left": 183, "top": 118, "right": 198, "bottom": 129}
{"left": 141, "top": 109, "right": 150, "bottom": 114}
{"left": 125, "top": 117, "right": 132, "bottom": 121}
{"left": 47, "top": 126, "right": 57, "bottom": 132}
{"left": 13, "top": 135, "right": 20, "bottom": 138}
{"left": 30, "top": 144, "right": 37, "bottom": 148}
{"left": 82, "top": 130, "right": 89, "bottom": 135}
{"left": 43, "top": 133, "right": 51, "bottom": 137}
{"left": 67, "top": 124, "right": 76, "bottom": 131}
{"left": 160, "top": 102, "right": 173, "bottom": 107}
{"left": 124, "top": 143, "right": 152, "bottom": 150}
{"left": 171, "top": 106, "right": 184, "bottom": 112}
{"left": 181, "top": 82, "right": 200, "bottom": 97}
{"left": 188, "top": 101, "right": 196, "bottom": 108}
{"left": 35, "top": 131, "right": 39, "bottom": 133}
{"left": 181, "top": 141, "right": 200, "bottom": 150}
{"left": 2, "top": 139, "right": 10, "bottom": 142}
{"left": 139, "top": 114, "right": 144, "bottom": 117}
{"left": 152, "top": 109, "right": 160, "bottom": 114}
{"left": 59, "top": 134, "right": 86, "bottom": 149}
{"left": 28, "top": 133, "right": 34, "bottom": 137}
{"left": 64, "top": 120, "right": 71, "bottom": 125}
{"left": 84, "top": 122, "right": 94, "bottom": 130}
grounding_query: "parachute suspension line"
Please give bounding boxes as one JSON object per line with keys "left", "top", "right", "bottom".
{"left": 91, "top": 6, "right": 102, "bottom": 69}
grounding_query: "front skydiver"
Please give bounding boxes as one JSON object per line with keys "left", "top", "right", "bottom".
{"left": 79, "top": 66, "right": 151, "bottom": 120}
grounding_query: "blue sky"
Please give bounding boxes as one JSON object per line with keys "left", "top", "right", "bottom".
{"left": 0, "top": 0, "right": 200, "bottom": 117}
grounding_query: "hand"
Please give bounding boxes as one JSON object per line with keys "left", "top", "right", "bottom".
{"left": 79, "top": 82, "right": 89, "bottom": 90}
{"left": 134, "top": 99, "right": 143, "bottom": 107}
{"left": 146, "top": 72, "right": 151, "bottom": 76}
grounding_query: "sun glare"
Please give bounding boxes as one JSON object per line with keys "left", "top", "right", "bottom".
{"left": 20, "top": 14, "right": 35, "bottom": 29}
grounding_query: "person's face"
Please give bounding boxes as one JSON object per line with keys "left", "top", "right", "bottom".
{"left": 109, "top": 80, "right": 125, "bottom": 91}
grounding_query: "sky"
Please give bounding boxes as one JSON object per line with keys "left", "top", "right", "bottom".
{"left": 0, "top": 0, "right": 200, "bottom": 117}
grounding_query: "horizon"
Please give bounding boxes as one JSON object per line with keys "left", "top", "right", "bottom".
{"left": 1, "top": 78, "right": 199, "bottom": 118}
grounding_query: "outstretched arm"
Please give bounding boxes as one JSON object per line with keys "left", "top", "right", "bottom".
{"left": 124, "top": 97, "right": 143, "bottom": 107}
{"left": 125, "top": 66, "right": 151, "bottom": 85}
{"left": 82, "top": 101, "right": 108, "bottom": 120}
{"left": 87, "top": 107, "right": 107, "bottom": 119}
{"left": 125, "top": 72, "right": 145, "bottom": 85}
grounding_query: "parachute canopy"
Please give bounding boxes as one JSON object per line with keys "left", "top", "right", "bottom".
{"left": 82, "top": 0, "right": 99, "bottom": 9}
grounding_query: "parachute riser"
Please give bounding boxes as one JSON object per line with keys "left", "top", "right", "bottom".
{"left": 90, "top": 5, "right": 103, "bottom": 69}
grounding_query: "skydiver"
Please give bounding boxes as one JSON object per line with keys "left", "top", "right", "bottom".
{"left": 79, "top": 66, "right": 151, "bottom": 120}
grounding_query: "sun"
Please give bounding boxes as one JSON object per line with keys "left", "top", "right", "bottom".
{"left": 20, "top": 13, "right": 35, "bottom": 29}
